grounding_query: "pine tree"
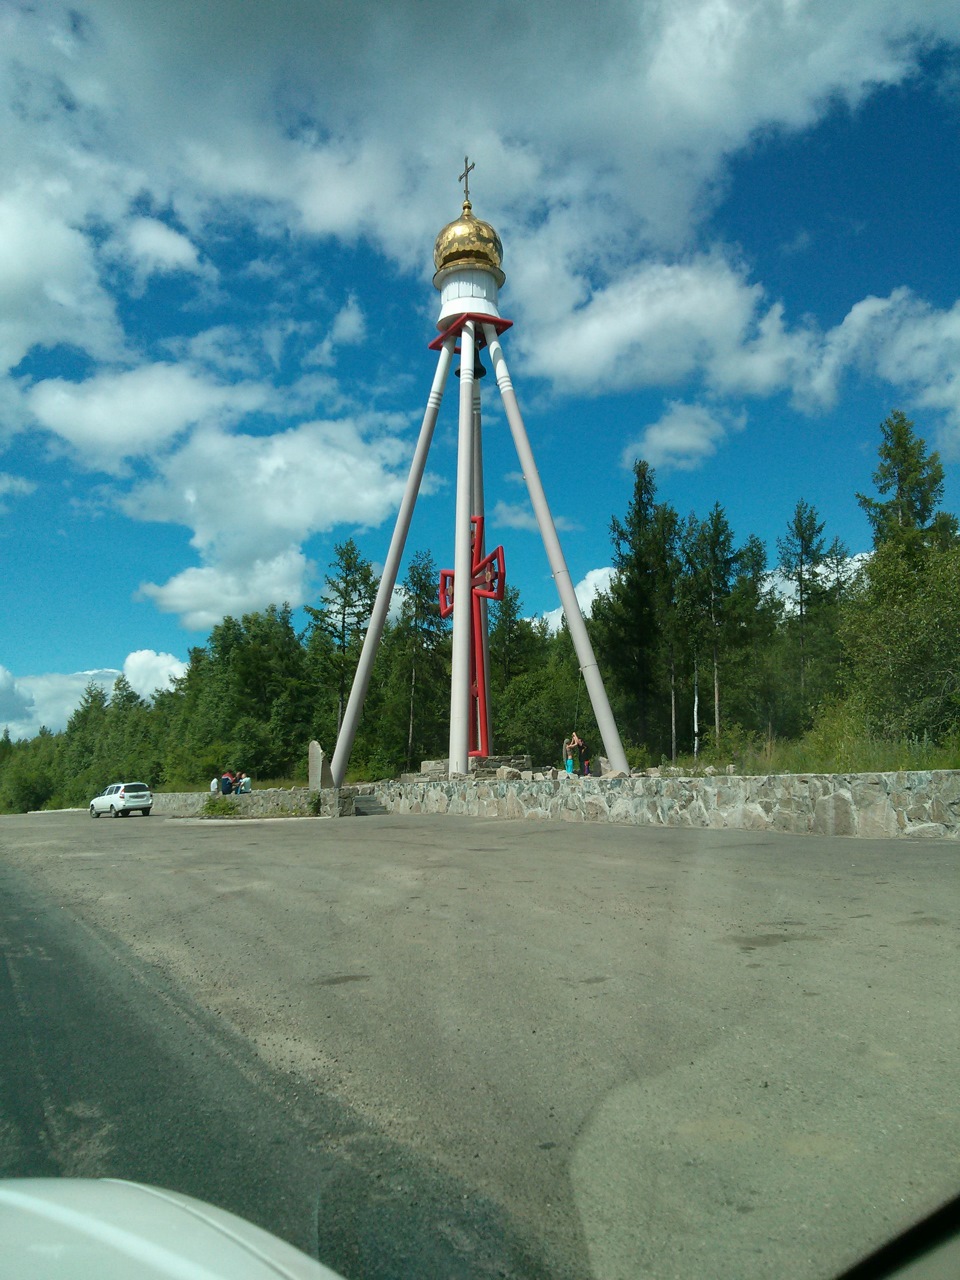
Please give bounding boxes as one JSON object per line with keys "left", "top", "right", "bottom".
{"left": 777, "top": 500, "right": 827, "bottom": 699}
{"left": 390, "top": 551, "right": 449, "bottom": 771}
{"left": 682, "top": 504, "right": 738, "bottom": 745}
{"left": 856, "top": 411, "right": 957, "bottom": 555}
{"left": 593, "top": 460, "right": 662, "bottom": 750}
{"left": 316, "top": 539, "right": 380, "bottom": 734}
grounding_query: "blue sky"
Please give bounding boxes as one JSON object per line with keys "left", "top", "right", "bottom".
{"left": 3, "top": 0, "right": 960, "bottom": 738}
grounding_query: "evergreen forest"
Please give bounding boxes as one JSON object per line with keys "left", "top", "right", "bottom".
{"left": 3, "top": 411, "right": 960, "bottom": 813}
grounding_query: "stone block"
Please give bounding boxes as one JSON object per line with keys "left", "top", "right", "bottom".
{"left": 583, "top": 794, "right": 609, "bottom": 821}
{"left": 856, "top": 796, "right": 900, "bottom": 838}
{"left": 814, "top": 790, "right": 856, "bottom": 837}
{"left": 685, "top": 799, "right": 710, "bottom": 827}
{"left": 425, "top": 788, "right": 450, "bottom": 815}
{"left": 335, "top": 792, "right": 355, "bottom": 818}
{"left": 608, "top": 798, "right": 638, "bottom": 824}
{"left": 308, "top": 740, "right": 333, "bottom": 791}
{"left": 504, "top": 791, "right": 525, "bottom": 820}
{"left": 732, "top": 803, "right": 770, "bottom": 831}
{"left": 930, "top": 771, "right": 960, "bottom": 807}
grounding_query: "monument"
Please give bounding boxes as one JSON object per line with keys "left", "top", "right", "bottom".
{"left": 330, "top": 161, "right": 628, "bottom": 783}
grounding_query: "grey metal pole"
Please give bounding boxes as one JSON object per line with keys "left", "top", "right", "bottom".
{"left": 482, "top": 322, "right": 630, "bottom": 775}
{"left": 330, "top": 335, "right": 455, "bottom": 787}
{"left": 448, "top": 320, "right": 476, "bottom": 775}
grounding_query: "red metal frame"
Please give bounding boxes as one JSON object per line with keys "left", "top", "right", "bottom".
{"left": 439, "top": 516, "right": 506, "bottom": 757}
{"left": 428, "top": 313, "right": 513, "bottom": 352}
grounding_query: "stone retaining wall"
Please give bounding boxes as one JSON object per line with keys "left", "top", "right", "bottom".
{"left": 371, "top": 770, "right": 960, "bottom": 839}
{"left": 152, "top": 787, "right": 350, "bottom": 818}
{"left": 151, "top": 771, "right": 960, "bottom": 838}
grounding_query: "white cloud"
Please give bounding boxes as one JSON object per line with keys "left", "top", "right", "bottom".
{"left": 518, "top": 251, "right": 825, "bottom": 401}
{"left": 786, "top": 288, "right": 960, "bottom": 439}
{"left": 3, "top": 0, "right": 960, "bottom": 647}
{"left": 122, "top": 649, "right": 187, "bottom": 697}
{"left": 541, "top": 567, "right": 615, "bottom": 633}
{"left": 329, "top": 296, "right": 366, "bottom": 346}
{"left": 307, "top": 295, "right": 367, "bottom": 367}
{"left": 4, "top": 1, "right": 957, "bottom": 283}
{"left": 768, "top": 552, "right": 870, "bottom": 613}
{"left": 123, "top": 414, "right": 411, "bottom": 567}
{"left": 0, "top": 664, "right": 35, "bottom": 728}
{"left": 131, "top": 407, "right": 423, "bottom": 627}
{"left": 175, "top": 325, "right": 263, "bottom": 378}
{"left": 139, "top": 548, "right": 311, "bottom": 631}
{"left": 125, "top": 218, "right": 201, "bottom": 272}
{"left": 0, "top": 651, "right": 188, "bottom": 739}
{"left": 0, "top": 191, "right": 122, "bottom": 374}
{"left": 27, "top": 363, "right": 268, "bottom": 471}
{"left": 112, "top": 216, "right": 212, "bottom": 292}
{"left": 518, "top": 257, "right": 960, "bottom": 441}
{"left": 0, "top": 472, "right": 36, "bottom": 513}
{"left": 866, "top": 293, "right": 960, "bottom": 431}
{"left": 1, "top": 3, "right": 957, "bottom": 416}
{"left": 492, "top": 499, "right": 578, "bottom": 534}
{"left": 0, "top": 667, "right": 118, "bottom": 739}
{"left": 622, "top": 401, "right": 746, "bottom": 472}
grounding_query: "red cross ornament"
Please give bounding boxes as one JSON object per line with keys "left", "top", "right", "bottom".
{"left": 439, "top": 516, "right": 505, "bottom": 756}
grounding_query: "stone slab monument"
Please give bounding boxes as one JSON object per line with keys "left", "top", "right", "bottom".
{"left": 308, "top": 740, "right": 334, "bottom": 791}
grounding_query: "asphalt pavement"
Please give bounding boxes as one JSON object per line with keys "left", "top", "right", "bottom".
{"left": 0, "top": 810, "right": 958, "bottom": 1279}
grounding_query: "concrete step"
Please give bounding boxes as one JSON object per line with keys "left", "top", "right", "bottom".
{"left": 354, "top": 794, "right": 388, "bottom": 817}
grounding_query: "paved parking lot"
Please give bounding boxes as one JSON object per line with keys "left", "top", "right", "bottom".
{"left": 1, "top": 810, "right": 958, "bottom": 1278}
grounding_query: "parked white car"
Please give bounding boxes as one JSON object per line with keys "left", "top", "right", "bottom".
{"left": 90, "top": 782, "right": 153, "bottom": 818}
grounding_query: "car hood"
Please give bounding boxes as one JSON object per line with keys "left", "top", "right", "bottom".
{"left": 0, "top": 1179, "right": 343, "bottom": 1279}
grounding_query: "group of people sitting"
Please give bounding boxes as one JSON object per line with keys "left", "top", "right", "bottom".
{"left": 212, "top": 770, "right": 251, "bottom": 795}
{"left": 562, "top": 731, "right": 591, "bottom": 776}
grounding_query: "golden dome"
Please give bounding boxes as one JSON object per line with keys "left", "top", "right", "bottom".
{"left": 433, "top": 199, "right": 505, "bottom": 287}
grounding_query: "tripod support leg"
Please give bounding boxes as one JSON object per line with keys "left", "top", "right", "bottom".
{"left": 331, "top": 335, "right": 456, "bottom": 787}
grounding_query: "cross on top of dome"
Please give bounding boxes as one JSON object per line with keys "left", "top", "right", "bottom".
{"left": 433, "top": 158, "right": 505, "bottom": 287}
{"left": 459, "top": 155, "right": 475, "bottom": 204}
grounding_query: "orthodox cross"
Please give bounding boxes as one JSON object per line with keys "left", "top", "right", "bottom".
{"left": 459, "top": 155, "right": 475, "bottom": 203}
{"left": 439, "top": 516, "right": 505, "bottom": 757}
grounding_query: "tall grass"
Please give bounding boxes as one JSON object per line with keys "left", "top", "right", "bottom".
{"left": 682, "top": 705, "right": 960, "bottom": 777}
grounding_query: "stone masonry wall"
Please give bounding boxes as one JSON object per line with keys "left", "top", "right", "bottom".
{"left": 153, "top": 787, "right": 349, "bottom": 818}
{"left": 151, "top": 771, "right": 960, "bottom": 837}
{"left": 371, "top": 770, "right": 960, "bottom": 839}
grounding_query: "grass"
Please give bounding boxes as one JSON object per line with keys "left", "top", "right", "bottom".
{"left": 202, "top": 795, "right": 239, "bottom": 817}
{"left": 673, "top": 714, "right": 960, "bottom": 778}
{"left": 161, "top": 733, "right": 960, "bottom": 792}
